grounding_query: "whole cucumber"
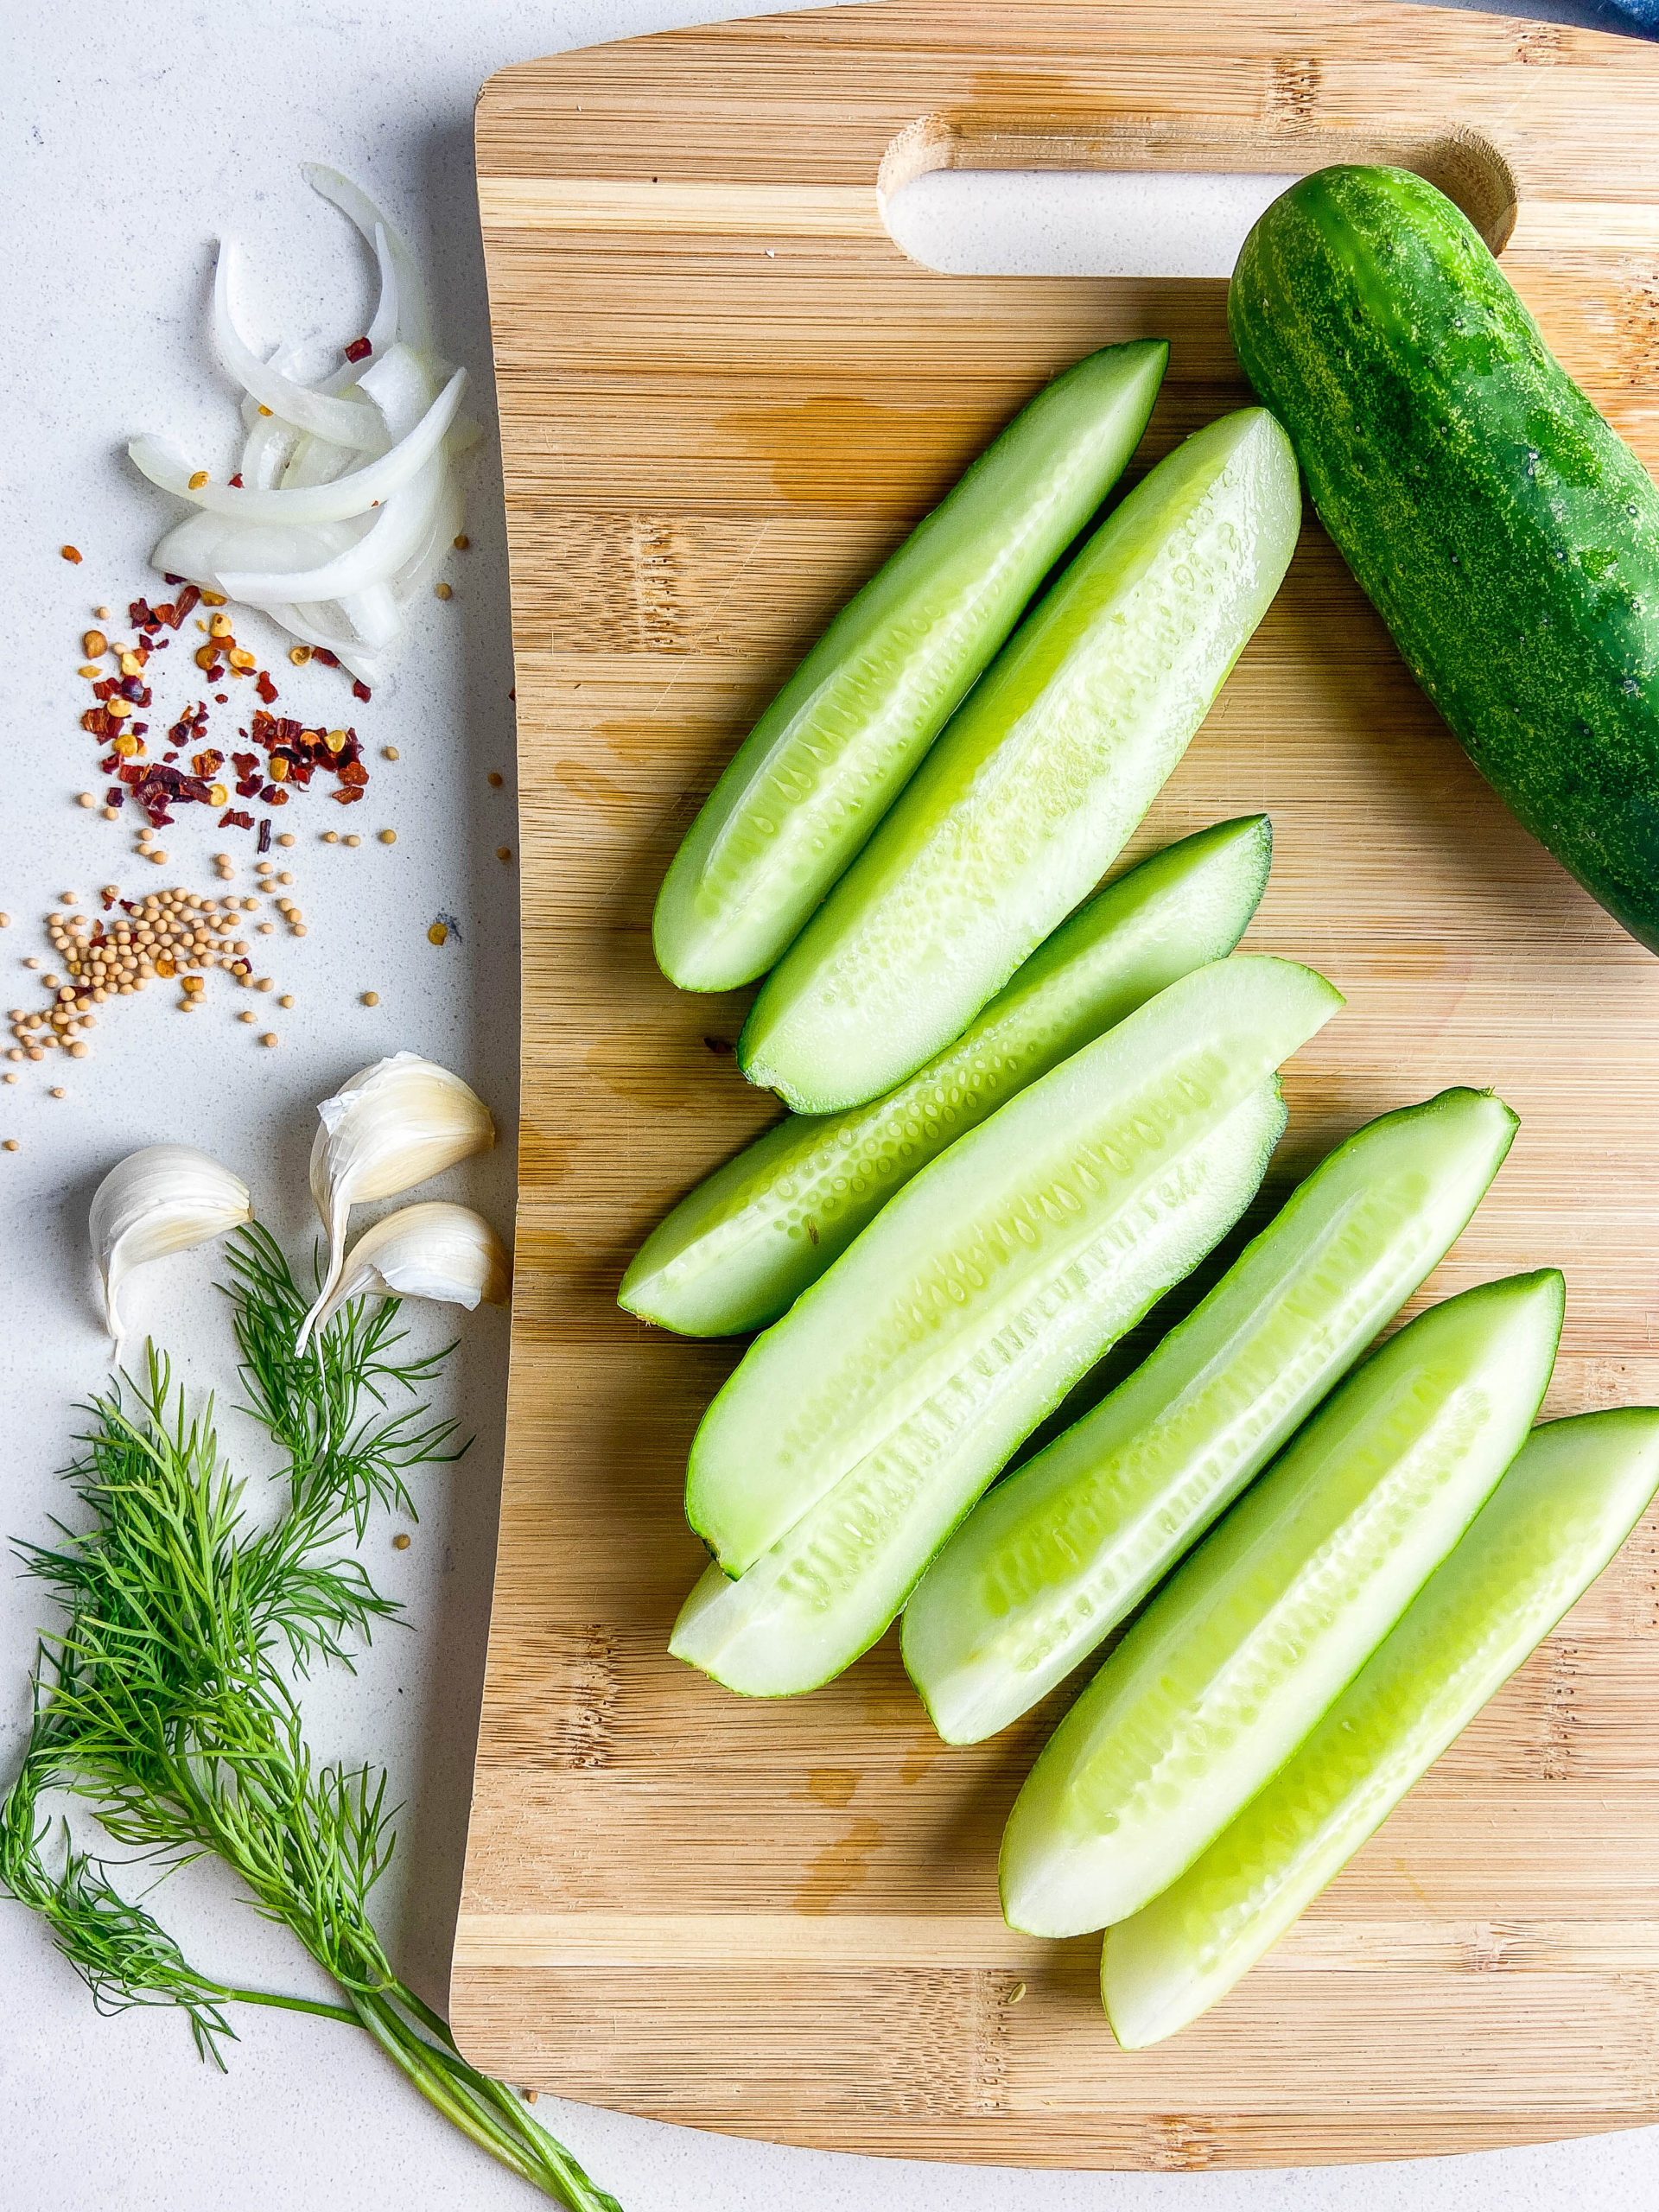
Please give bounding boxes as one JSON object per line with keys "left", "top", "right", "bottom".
{"left": 1230, "top": 165, "right": 1659, "bottom": 951}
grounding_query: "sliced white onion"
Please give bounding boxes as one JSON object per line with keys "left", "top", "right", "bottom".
{"left": 240, "top": 409, "right": 301, "bottom": 491}
{"left": 152, "top": 507, "right": 362, "bottom": 590}
{"left": 391, "top": 474, "right": 463, "bottom": 603}
{"left": 338, "top": 582, "right": 402, "bottom": 650}
{"left": 359, "top": 342, "right": 433, "bottom": 438}
{"left": 365, "top": 226, "right": 400, "bottom": 359}
{"left": 302, "top": 163, "right": 433, "bottom": 355}
{"left": 130, "top": 364, "right": 465, "bottom": 524}
{"left": 279, "top": 431, "right": 356, "bottom": 492}
{"left": 219, "top": 470, "right": 442, "bottom": 607}
{"left": 219, "top": 346, "right": 443, "bottom": 607}
{"left": 138, "top": 166, "right": 471, "bottom": 681}
{"left": 213, "top": 240, "right": 384, "bottom": 450}
{"left": 270, "top": 601, "right": 388, "bottom": 686}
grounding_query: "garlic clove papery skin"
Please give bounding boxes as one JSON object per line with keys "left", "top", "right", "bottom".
{"left": 299, "top": 1053, "right": 495, "bottom": 1350}
{"left": 91, "top": 1143, "right": 254, "bottom": 1346}
{"left": 308, "top": 1202, "right": 511, "bottom": 1338}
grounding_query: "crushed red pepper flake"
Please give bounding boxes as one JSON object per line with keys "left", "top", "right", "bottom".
{"left": 78, "top": 574, "right": 373, "bottom": 835}
{"left": 344, "top": 335, "right": 372, "bottom": 363}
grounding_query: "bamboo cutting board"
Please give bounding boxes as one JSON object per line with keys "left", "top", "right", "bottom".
{"left": 454, "top": 0, "right": 1659, "bottom": 2167}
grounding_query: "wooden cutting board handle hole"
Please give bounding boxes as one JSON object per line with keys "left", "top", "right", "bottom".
{"left": 877, "top": 113, "right": 1517, "bottom": 255}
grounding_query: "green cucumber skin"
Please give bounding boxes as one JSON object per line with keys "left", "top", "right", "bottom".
{"left": 903, "top": 1086, "right": 1517, "bottom": 1745}
{"left": 652, "top": 341, "right": 1169, "bottom": 992}
{"left": 739, "top": 407, "right": 1301, "bottom": 1114}
{"left": 687, "top": 954, "right": 1341, "bottom": 1580}
{"left": 669, "top": 1083, "right": 1288, "bottom": 1698}
{"left": 998, "top": 1268, "right": 1564, "bottom": 1939}
{"left": 621, "top": 816, "right": 1271, "bottom": 1338}
{"left": 1229, "top": 165, "right": 1659, "bottom": 954}
{"left": 1103, "top": 1408, "right": 1659, "bottom": 2049}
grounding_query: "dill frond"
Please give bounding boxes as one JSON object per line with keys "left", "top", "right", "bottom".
{"left": 0, "top": 1233, "right": 619, "bottom": 2210}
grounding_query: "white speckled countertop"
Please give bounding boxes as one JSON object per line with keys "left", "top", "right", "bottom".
{"left": 5, "top": 3, "right": 1657, "bottom": 2205}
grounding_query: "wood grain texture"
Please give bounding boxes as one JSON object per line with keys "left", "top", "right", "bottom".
{"left": 458, "top": 0, "right": 1659, "bottom": 2165}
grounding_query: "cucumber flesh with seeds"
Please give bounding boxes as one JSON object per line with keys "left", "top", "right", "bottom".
{"left": 1103, "top": 1408, "right": 1659, "bottom": 2048}
{"left": 739, "top": 407, "right": 1301, "bottom": 1113}
{"left": 623, "top": 817, "right": 1272, "bottom": 1337}
{"left": 671, "top": 1081, "right": 1287, "bottom": 1698}
{"left": 904, "top": 1086, "right": 1517, "bottom": 1745}
{"left": 999, "top": 1268, "right": 1564, "bottom": 1937}
{"left": 652, "top": 341, "right": 1169, "bottom": 992}
{"left": 687, "top": 955, "right": 1339, "bottom": 1583}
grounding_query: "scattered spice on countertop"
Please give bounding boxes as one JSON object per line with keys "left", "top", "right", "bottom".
{"left": 71, "top": 581, "right": 376, "bottom": 840}
{"left": 5, "top": 878, "right": 308, "bottom": 1065}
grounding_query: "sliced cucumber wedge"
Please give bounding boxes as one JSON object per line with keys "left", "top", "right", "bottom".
{"left": 684, "top": 952, "right": 1341, "bottom": 1579}
{"left": 999, "top": 1268, "right": 1564, "bottom": 1938}
{"left": 1103, "top": 1407, "right": 1659, "bottom": 2048}
{"left": 624, "top": 817, "right": 1272, "bottom": 1337}
{"left": 739, "top": 407, "right": 1301, "bottom": 1113}
{"left": 905, "top": 1087, "right": 1517, "bottom": 1745}
{"left": 653, "top": 341, "right": 1169, "bottom": 992}
{"left": 671, "top": 1081, "right": 1287, "bottom": 1697}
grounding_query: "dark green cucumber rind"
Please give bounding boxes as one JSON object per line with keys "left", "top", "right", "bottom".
{"left": 1229, "top": 165, "right": 1659, "bottom": 952}
{"left": 652, "top": 340, "right": 1169, "bottom": 990}
{"left": 620, "top": 816, "right": 1271, "bottom": 1337}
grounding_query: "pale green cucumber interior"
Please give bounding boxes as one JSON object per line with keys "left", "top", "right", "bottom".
{"left": 652, "top": 340, "right": 1168, "bottom": 992}
{"left": 1103, "top": 1406, "right": 1659, "bottom": 2049}
{"left": 904, "top": 1086, "right": 1517, "bottom": 1745}
{"left": 739, "top": 406, "right": 1302, "bottom": 1114}
{"left": 622, "top": 815, "right": 1271, "bottom": 1337}
{"left": 998, "top": 1268, "right": 1564, "bottom": 1938}
{"left": 671, "top": 1080, "right": 1288, "bottom": 1697}
{"left": 688, "top": 954, "right": 1341, "bottom": 1577}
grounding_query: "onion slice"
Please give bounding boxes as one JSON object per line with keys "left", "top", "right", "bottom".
{"left": 365, "top": 226, "right": 400, "bottom": 359}
{"left": 152, "top": 508, "right": 362, "bottom": 589}
{"left": 129, "top": 364, "right": 466, "bottom": 524}
{"left": 302, "top": 163, "right": 433, "bottom": 355}
{"left": 213, "top": 240, "right": 385, "bottom": 449}
{"left": 219, "top": 345, "right": 445, "bottom": 607}
{"left": 269, "top": 601, "right": 387, "bottom": 687}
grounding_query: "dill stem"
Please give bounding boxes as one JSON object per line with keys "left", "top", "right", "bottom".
{"left": 347, "top": 1988, "right": 547, "bottom": 2193}
{"left": 221, "top": 1986, "right": 361, "bottom": 2028}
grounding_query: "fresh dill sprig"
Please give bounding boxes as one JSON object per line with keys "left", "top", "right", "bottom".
{"left": 1, "top": 1228, "right": 620, "bottom": 2210}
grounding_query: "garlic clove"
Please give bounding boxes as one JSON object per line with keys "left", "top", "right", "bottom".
{"left": 299, "top": 1052, "right": 494, "bottom": 1350}
{"left": 90, "top": 1143, "right": 254, "bottom": 1346}
{"left": 308, "top": 1200, "right": 511, "bottom": 1338}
